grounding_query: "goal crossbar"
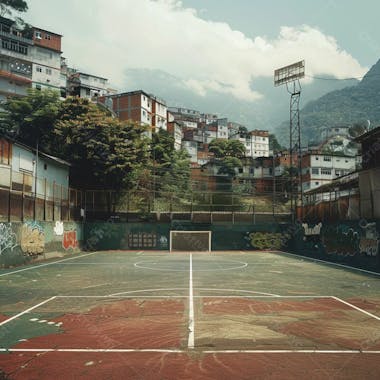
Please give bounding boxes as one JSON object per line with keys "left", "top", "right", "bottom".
{"left": 170, "top": 230, "right": 212, "bottom": 252}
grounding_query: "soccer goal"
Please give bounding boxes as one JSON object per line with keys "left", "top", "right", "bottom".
{"left": 170, "top": 231, "right": 212, "bottom": 252}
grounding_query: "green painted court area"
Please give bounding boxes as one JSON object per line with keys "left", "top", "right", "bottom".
{"left": 0, "top": 250, "right": 380, "bottom": 379}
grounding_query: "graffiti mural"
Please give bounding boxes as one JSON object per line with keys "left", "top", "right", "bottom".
{"left": 322, "top": 225, "right": 359, "bottom": 257}
{"left": 359, "top": 220, "right": 379, "bottom": 257}
{"left": 0, "top": 223, "right": 18, "bottom": 255}
{"left": 302, "top": 222, "right": 322, "bottom": 236}
{"left": 53, "top": 221, "right": 64, "bottom": 236}
{"left": 63, "top": 230, "right": 78, "bottom": 250}
{"left": 20, "top": 221, "right": 45, "bottom": 256}
{"left": 246, "top": 232, "right": 290, "bottom": 250}
{"left": 158, "top": 235, "right": 168, "bottom": 249}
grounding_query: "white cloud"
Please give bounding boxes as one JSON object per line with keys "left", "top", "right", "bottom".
{"left": 26, "top": 0, "right": 367, "bottom": 101}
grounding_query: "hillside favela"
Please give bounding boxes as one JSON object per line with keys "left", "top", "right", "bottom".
{"left": 0, "top": 1, "right": 379, "bottom": 379}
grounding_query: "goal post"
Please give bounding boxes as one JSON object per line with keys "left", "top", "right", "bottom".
{"left": 170, "top": 231, "right": 212, "bottom": 252}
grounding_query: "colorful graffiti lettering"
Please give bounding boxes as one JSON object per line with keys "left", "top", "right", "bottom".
{"left": 247, "top": 232, "right": 290, "bottom": 250}
{"left": 63, "top": 230, "right": 78, "bottom": 250}
{"left": 54, "top": 221, "right": 64, "bottom": 236}
{"left": 0, "top": 223, "right": 18, "bottom": 255}
{"left": 20, "top": 221, "right": 44, "bottom": 256}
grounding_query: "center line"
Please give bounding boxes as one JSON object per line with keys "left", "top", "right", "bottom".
{"left": 188, "top": 253, "right": 195, "bottom": 349}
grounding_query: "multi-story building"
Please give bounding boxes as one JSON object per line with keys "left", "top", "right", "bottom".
{"left": 98, "top": 90, "right": 167, "bottom": 137}
{"left": 167, "top": 112, "right": 183, "bottom": 150}
{"left": 355, "top": 126, "right": 380, "bottom": 218}
{"left": 65, "top": 67, "right": 111, "bottom": 99}
{"left": 229, "top": 127, "right": 269, "bottom": 158}
{"left": 301, "top": 151, "right": 357, "bottom": 192}
{"left": 0, "top": 17, "right": 62, "bottom": 100}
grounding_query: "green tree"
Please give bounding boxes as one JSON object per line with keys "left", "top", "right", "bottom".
{"left": 150, "top": 129, "right": 191, "bottom": 209}
{"left": 0, "top": 88, "right": 61, "bottom": 151}
{"left": 0, "top": 0, "right": 28, "bottom": 17}
{"left": 54, "top": 97, "right": 149, "bottom": 191}
{"left": 209, "top": 138, "right": 245, "bottom": 158}
{"left": 269, "top": 133, "right": 284, "bottom": 152}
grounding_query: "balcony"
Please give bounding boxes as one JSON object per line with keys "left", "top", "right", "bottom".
{"left": 0, "top": 30, "right": 34, "bottom": 45}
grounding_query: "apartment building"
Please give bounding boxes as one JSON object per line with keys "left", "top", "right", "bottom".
{"left": 301, "top": 151, "right": 357, "bottom": 192}
{"left": 98, "top": 90, "right": 167, "bottom": 137}
{"left": 167, "top": 112, "right": 183, "bottom": 150}
{"left": 65, "top": 66, "right": 111, "bottom": 99}
{"left": 229, "top": 127, "right": 269, "bottom": 158}
{"left": 0, "top": 17, "right": 63, "bottom": 100}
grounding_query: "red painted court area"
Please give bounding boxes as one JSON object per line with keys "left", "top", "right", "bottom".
{"left": 0, "top": 250, "right": 379, "bottom": 379}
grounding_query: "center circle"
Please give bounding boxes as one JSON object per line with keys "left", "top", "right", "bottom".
{"left": 134, "top": 259, "right": 248, "bottom": 272}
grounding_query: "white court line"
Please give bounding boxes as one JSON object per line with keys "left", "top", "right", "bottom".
{"left": 277, "top": 251, "right": 380, "bottom": 277}
{"left": 109, "top": 288, "right": 280, "bottom": 297}
{"left": 332, "top": 296, "right": 380, "bottom": 321}
{"left": 0, "top": 251, "right": 100, "bottom": 277}
{"left": 188, "top": 253, "right": 195, "bottom": 349}
{"left": 0, "top": 296, "right": 56, "bottom": 327}
{"left": 0, "top": 348, "right": 379, "bottom": 354}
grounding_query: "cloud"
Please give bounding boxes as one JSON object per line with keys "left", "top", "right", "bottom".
{"left": 26, "top": 0, "right": 367, "bottom": 101}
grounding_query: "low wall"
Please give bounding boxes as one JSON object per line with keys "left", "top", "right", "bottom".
{"left": 288, "top": 219, "right": 380, "bottom": 273}
{"left": 0, "top": 221, "right": 83, "bottom": 268}
{"left": 83, "top": 222, "right": 290, "bottom": 251}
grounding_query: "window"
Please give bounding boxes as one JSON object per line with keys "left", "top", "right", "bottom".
{"left": 335, "top": 171, "right": 340, "bottom": 176}
{"left": 238, "top": 168, "right": 243, "bottom": 173}
{"left": 35, "top": 31, "right": 42, "bottom": 39}
{"left": 323, "top": 156, "right": 331, "bottom": 162}
{"left": 315, "top": 182, "right": 319, "bottom": 185}
{"left": 36, "top": 66, "right": 42, "bottom": 72}
{"left": 312, "top": 168, "right": 319, "bottom": 175}
{"left": 44, "top": 164, "right": 47, "bottom": 170}
{"left": 45, "top": 33, "right": 51, "bottom": 40}
{"left": 46, "top": 68, "right": 52, "bottom": 75}
{"left": 321, "top": 169, "right": 331, "bottom": 175}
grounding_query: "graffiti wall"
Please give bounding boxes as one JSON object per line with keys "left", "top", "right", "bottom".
{"left": 288, "top": 219, "right": 380, "bottom": 273}
{"left": 0, "top": 221, "right": 83, "bottom": 268}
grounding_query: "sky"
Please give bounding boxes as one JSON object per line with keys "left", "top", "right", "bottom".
{"left": 22, "top": 0, "right": 380, "bottom": 128}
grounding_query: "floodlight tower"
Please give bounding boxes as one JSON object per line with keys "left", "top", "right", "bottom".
{"left": 274, "top": 60, "right": 305, "bottom": 222}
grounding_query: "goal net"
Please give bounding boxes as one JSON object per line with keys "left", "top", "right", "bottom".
{"left": 170, "top": 231, "right": 212, "bottom": 252}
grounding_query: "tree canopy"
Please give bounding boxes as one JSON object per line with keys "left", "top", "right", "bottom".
{"left": 0, "top": 0, "right": 28, "bottom": 17}
{"left": 209, "top": 138, "right": 245, "bottom": 158}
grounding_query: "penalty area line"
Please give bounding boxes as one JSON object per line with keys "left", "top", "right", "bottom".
{"left": 0, "top": 296, "right": 57, "bottom": 327}
{"left": 331, "top": 296, "right": 380, "bottom": 321}
{"left": 0, "top": 348, "right": 379, "bottom": 354}
{"left": 0, "top": 251, "right": 101, "bottom": 277}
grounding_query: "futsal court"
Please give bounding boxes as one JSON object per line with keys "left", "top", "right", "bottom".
{"left": 0, "top": 249, "right": 379, "bottom": 379}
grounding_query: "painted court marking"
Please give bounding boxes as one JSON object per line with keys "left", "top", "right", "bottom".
{"left": 332, "top": 296, "right": 380, "bottom": 321}
{"left": 188, "top": 254, "right": 195, "bottom": 349}
{"left": 0, "top": 296, "right": 57, "bottom": 327}
{"left": 279, "top": 251, "right": 380, "bottom": 277}
{"left": 134, "top": 259, "right": 248, "bottom": 272}
{"left": 0, "top": 348, "right": 379, "bottom": 354}
{"left": 0, "top": 252, "right": 100, "bottom": 278}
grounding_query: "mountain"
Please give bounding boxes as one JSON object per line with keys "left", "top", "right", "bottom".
{"left": 275, "top": 58, "right": 380, "bottom": 145}
{"left": 122, "top": 68, "right": 357, "bottom": 131}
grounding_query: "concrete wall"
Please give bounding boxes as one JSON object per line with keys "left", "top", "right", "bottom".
{"left": 0, "top": 221, "right": 83, "bottom": 267}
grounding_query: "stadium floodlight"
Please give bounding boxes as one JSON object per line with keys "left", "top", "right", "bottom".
{"left": 274, "top": 60, "right": 305, "bottom": 222}
{"left": 274, "top": 60, "right": 305, "bottom": 87}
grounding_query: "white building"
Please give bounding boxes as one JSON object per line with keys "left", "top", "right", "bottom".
{"left": 301, "top": 151, "right": 357, "bottom": 191}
